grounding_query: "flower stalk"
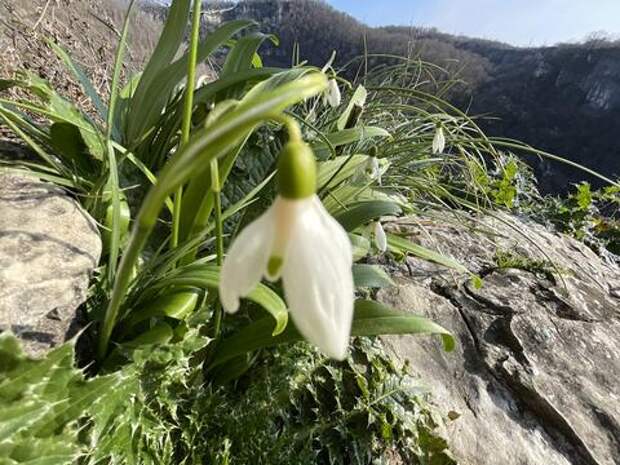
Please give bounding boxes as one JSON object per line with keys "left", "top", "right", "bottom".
{"left": 171, "top": 0, "right": 202, "bottom": 250}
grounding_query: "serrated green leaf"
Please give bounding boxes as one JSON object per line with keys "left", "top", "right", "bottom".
{"left": 0, "top": 402, "right": 50, "bottom": 440}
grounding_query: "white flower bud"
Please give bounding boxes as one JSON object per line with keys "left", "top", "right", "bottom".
{"left": 432, "top": 126, "right": 446, "bottom": 154}
{"left": 374, "top": 221, "right": 387, "bottom": 253}
{"left": 325, "top": 79, "right": 341, "bottom": 108}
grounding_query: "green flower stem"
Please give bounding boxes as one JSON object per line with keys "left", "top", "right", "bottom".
{"left": 210, "top": 158, "right": 225, "bottom": 340}
{"left": 172, "top": 0, "right": 202, "bottom": 250}
{"left": 105, "top": 0, "right": 136, "bottom": 284}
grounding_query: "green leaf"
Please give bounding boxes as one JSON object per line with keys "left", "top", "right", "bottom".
{"left": 221, "top": 33, "right": 276, "bottom": 78}
{"left": 122, "top": 290, "right": 200, "bottom": 332}
{"left": 102, "top": 194, "right": 130, "bottom": 254}
{"left": 353, "top": 264, "right": 395, "bottom": 288}
{"left": 312, "top": 127, "right": 390, "bottom": 159}
{"left": 351, "top": 300, "right": 455, "bottom": 351}
{"left": 387, "top": 234, "right": 469, "bottom": 274}
{"left": 349, "top": 233, "right": 371, "bottom": 261}
{"left": 150, "top": 265, "right": 288, "bottom": 336}
{"left": 0, "top": 334, "right": 130, "bottom": 464}
{"left": 1, "top": 72, "right": 105, "bottom": 160}
{"left": 209, "top": 299, "right": 455, "bottom": 368}
{"left": 122, "top": 323, "right": 174, "bottom": 349}
{"left": 317, "top": 154, "right": 371, "bottom": 188}
{"left": 127, "top": 19, "right": 253, "bottom": 144}
{"left": 126, "top": 0, "right": 191, "bottom": 140}
{"left": 337, "top": 85, "right": 367, "bottom": 131}
{"left": 334, "top": 200, "right": 402, "bottom": 231}
{"left": 0, "top": 402, "right": 50, "bottom": 440}
{"left": 46, "top": 39, "right": 108, "bottom": 126}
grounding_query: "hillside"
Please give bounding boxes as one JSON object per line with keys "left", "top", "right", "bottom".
{"left": 0, "top": 0, "right": 161, "bottom": 117}
{"left": 145, "top": 0, "right": 619, "bottom": 194}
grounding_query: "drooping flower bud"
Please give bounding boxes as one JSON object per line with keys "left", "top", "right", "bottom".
{"left": 432, "top": 126, "right": 446, "bottom": 154}
{"left": 374, "top": 221, "right": 387, "bottom": 252}
{"left": 324, "top": 79, "right": 341, "bottom": 108}
{"left": 366, "top": 156, "right": 382, "bottom": 185}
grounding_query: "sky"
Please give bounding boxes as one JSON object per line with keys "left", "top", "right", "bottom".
{"left": 326, "top": 0, "right": 620, "bottom": 46}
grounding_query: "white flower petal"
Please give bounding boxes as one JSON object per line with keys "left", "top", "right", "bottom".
{"left": 432, "top": 126, "right": 446, "bottom": 154}
{"left": 326, "top": 79, "right": 341, "bottom": 108}
{"left": 367, "top": 156, "right": 380, "bottom": 179}
{"left": 282, "top": 196, "right": 354, "bottom": 359}
{"left": 219, "top": 205, "right": 275, "bottom": 313}
{"left": 374, "top": 221, "right": 388, "bottom": 252}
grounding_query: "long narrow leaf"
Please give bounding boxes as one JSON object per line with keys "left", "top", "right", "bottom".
{"left": 334, "top": 200, "right": 402, "bottom": 231}
{"left": 209, "top": 299, "right": 455, "bottom": 368}
{"left": 148, "top": 265, "right": 288, "bottom": 335}
{"left": 127, "top": 20, "right": 253, "bottom": 143}
{"left": 126, "top": 0, "right": 192, "bottom": 141}
{"left": 46, "top": 40, "right": 109, "bottom": 127}
{"left": 387, "top": 233, "right": 468, "bottom": 274}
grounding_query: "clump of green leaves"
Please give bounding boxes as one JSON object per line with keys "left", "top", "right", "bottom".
{"left": 0, "top": 328, "right": 454, "bottom": 465}
{"left": 531, "top": 182, "right": 620, "bottom": 257}
{"left": 0, "top": 333, "right": 132, "bottom": 465}
{"left": 493, "top": 249, "right": 557, "bottom": 280}
{"left": 107, "top": 337, "right": 455, "bottom": 465}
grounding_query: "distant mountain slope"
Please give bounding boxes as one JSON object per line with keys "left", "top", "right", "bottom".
{"left": 148, "top": 0, "right": 617, "bottom": 193}
{"left": 454, "top": 43, "right": 620, "bottom": 193}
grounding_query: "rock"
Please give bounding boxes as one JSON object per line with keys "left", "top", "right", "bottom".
{"left": 0, "top": 172, "right": 101, "bottom": 356}
{"left": 378, "top": 213, "right": 620, "bottom": 465}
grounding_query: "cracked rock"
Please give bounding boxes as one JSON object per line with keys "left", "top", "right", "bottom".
{"left": 378, "top": 213, "right": 620, "bottom": 465}
{"left": 0, "top": 172, "right": 101, "bottom": 356}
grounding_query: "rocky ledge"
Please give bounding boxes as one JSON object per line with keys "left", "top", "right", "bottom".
{"left": 0, "top": 172, "right": 101, "bottom": 356}
{"left": 379, "top": 213, "right": 620, "bottom": 465}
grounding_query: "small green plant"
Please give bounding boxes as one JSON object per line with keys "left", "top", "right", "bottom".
{"left": 494, "top": 249, "right": 557, "bottom": 280}
{"left": 529, "top": 182, "right": 620, "bottom": 257}
{"left": 0, "top": 333, "right": 133, "bottom": 464}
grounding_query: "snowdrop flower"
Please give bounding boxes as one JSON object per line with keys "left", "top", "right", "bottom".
{"left": 324, "top": 79, "right": 341, "bottom": 108}
{"left": 366, "top": 156, "right": 382, "bottom": 185}
{"left": 219, "top": 137, "right": 354, "bottom": 360}
{"left": 374, "top": 221, "right": 387, "bottom": 253}
{"left": 432, "top": 125, "right": 446, "bottom": 154}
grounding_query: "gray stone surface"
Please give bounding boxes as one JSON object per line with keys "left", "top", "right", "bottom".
{"left": 0, "top": 172, "right": 101, "bottom": 356}
{"left": 378, "top": 213, "right": 620, "bottom": 465}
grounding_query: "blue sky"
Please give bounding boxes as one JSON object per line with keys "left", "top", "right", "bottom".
{"left": 326, "top": 0, "right": 620, "bottom": 46}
